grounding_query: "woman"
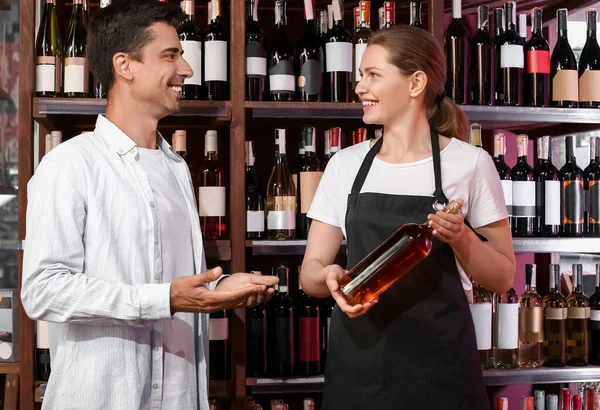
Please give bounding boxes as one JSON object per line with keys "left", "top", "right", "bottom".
{"left": 301, "top": 26, "right": 515, "bottom": 409}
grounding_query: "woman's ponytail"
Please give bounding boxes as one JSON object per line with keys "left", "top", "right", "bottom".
{"left": 430, "top": 97, "right": 469, "bottom": 141}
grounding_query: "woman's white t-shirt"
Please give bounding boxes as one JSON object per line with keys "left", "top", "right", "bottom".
{"left": 307, "top": 138, "right": 509, "bottom": 295}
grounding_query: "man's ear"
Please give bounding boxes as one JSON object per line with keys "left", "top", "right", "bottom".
{"left": 112, "top": 52, "right": 134, "bottom": 83}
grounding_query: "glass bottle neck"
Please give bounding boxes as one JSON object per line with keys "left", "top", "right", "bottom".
{"left": 205, "top": 151, "right": 218, "bottom": 161}
{"left": 532, "top": 13, "right": 543, "bottom": 34}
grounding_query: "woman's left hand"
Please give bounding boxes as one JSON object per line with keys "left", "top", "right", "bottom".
{"left": 427, "top": 199, "right": 467, "bottom": 246}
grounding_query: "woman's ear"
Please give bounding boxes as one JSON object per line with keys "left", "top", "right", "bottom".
{"left": 408, "top": 70, "right": 428, "bottom": 99}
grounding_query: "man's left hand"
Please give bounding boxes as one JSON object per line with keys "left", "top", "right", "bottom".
{"left": 427, "top": 199, "right": 467, "bottom": 246}
{"left": 215, "top": 272, "right": 278, "bottom": 308}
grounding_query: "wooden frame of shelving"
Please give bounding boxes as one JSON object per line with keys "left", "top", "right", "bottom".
{"left": 12, "top": 1, "right": 600, "bottom": 409}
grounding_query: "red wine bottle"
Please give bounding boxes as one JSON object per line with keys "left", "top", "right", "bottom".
{"left": 209, "top": 309, "right": 231, "bottom": 380}
{"left": 318, "top": 10, "right": 329, "bottom": 101}
{"left": 246, "top": 0, "right": 267, "bottom": 101}
{"left": 589, "top": 264, "right": 600, "bottom": 365}
{"left": 551, "top": 9, "right": 578, "bottom": 108}
{"left": 296, "top": 0, "right": 322, "bottom": 102}
{"left": 178, "top": 0, "right": 205, "bottom": 100}
{"left": 578, "top": 9, "right": 600, "bottom": 108}
{"left": 470, "top": 5, "right": 494, "bottom": 105}
{"left": 494, "top": 133, "right": 513, "bottom": 223}
{"left": 246, "top": 141, "right": 264, "bottom": 240}
{"left": 204, "top": 0, "right": 229, "bottom": 100}
{"left": 268, "top": 0, "right": 295, "bottom": 101}
{"left": 382, "top": 1, "right": 395, "bottom": 28}
{"left": 352, "top": 1, "right": 372, "bottom": 102}
{"left": 512, "top": 134, "right": 534, "bottom": 237}
{"left": 499, "top": 2, "right": 524, "bottom": 106}
{"left": 444, "top": 0, "right": 470, "bottom": 104}
{"left": 326, "top": 0, "right": 352, "bottom": 102}
{"left": 321, "top": 297, "right": 334, "bottom": 369}
{"left": 585, "top": 136, "right": 600, "bottom": 236}
{"left": 246, "top": 302, "right": 268, "bottom": 377}
{"left": 267, "top": 266, "right": 295, "bottom": 376}
{"left": 525, "top": 8, "right": 550, "bottom": 107}
{"left": 296, "top": 275, "right": 322, "bottom": 376}
{"left": 493, "top": 7, "right": 506, "bottom": 105}
{"left": 560, "top": 136, "right": 584, "bottom": 237}
{"left": 534, "top": 136, "right": 560, "bottom": 237}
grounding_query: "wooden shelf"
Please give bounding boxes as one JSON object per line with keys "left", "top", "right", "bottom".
{"left": 0, "top": 362, "right": 19, "bottom": 374}
{"left": 209, "top": 380, "right": 232, "bottom": 399}
{"left": 246, "top": 240, "right": 347, "bottom": 256}
{"left": 204, "top": 240, "right": 232, "bottom": 261}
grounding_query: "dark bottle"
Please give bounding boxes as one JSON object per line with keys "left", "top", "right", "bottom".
{"left": 267, "top": 265, "right": 295, "bottom": 376}
{"left": 246, "top": 302, "right": 268, "bottom": 377}
{"left": 470, "top": 5, "right": 494, "bottom": 105}
{"left": 578, "top": 9, "right": 600, "bottom": 108}
{"left": 326, "top": 0, "right": 352, "bottom": 103}
{"left": 63, "top": 0, "right": 88, "bottom": 98}
{"left": 493, "top": 7, "right": 506, "bottom": 105}
{"left": 524, "top": 8, "right": 550, "bottom": 107}
{"left": 533, "top": 136, "right": 560, "bottom": 237}
{"left": 178, "top": 0, "right": 205, "bottom": 100}
{"left": 590, "top": 264, "right": 600, "bottom": 365}
{"left": 567, "top": 264, "right": 590, "bottom": 366}
{"left": 543, "top": 264, "right": 567, "bottom": 367}
{"left": 93, "top": 0, "right": 111, "bottom": 98}
{"left": 409, "top": 2, "right": 423, "bottom": 29}
{"left": 204, "top": 0, "right": 229, "bottom": 100}
{"left": 36, "top": 322, "right": 51, "bottom": 381}
{"left": 296, "top": 0, "right": 322, "bottom": 102}
{"left": 352, "top": 1, "right": 372, "bottom": 102}
{"left": 551, "top": 9, "right": 578, "bottom": 108}
{"left": 499, "top": 2, "right": 524, "bottom": 106}
{"left": 246, "top": 141, "right": 264, "bottom": 240}
{"left": 517, "top": 13, "right": 527, "bottom": 41}
{"left": 296, "top": 274, "right": 322, "bottom": 376}
{"left": 246, "top": 0, "right": 267, "bottom": 101}
{"left": 321, "top": 297, "right": 334, "bottom": 369}
{"left": 494, "top": 133, "right": 513, "bottom": 223}
{"left": 268, "top": 0, "right": 295, "bottom": 101}
{"left": 444, "top": 0, "right": 470, "bottom": 104}
{"left": 209, "top": 309, "right": 231, "bottom": 380}
{"left": 382, "top": 1, "right": 395, "bottom": 29}
{"left": 297, "top": 127, "right": 324, "bottom": 239}
{"left": 560, "top": 136, "right": 584, "bottom": 237}
{"left": 512, "top": 134, "right": 534, "bottom": 237}
{"left": 585, "top": 136, "right": 600, "bottom": 236}
{"left": 35, "top": 0, "right": 62, "bottom": 97}
{"left": 318, "top": 10, "right": 329, "bottom": 101}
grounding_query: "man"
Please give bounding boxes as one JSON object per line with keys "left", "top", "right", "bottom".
{"left": 21, "top": 1, "right": 277, "bottom": 409}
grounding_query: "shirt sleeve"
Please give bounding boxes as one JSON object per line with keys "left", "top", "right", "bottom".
{"left": 466, "top": 150, "right": 510, "bottom": 229}
{"left": 21, "top": 159, "right": 172, "bottom": 326}
{"left": 307, "top": 153, "right": 342, "bottom": 228}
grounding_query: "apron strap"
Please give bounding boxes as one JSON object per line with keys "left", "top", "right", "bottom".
{"left": 350, "top": 137, "right": 383, "bottom": 195}
{"left": 430, "top": 126, "right": 449, "bottom": 204}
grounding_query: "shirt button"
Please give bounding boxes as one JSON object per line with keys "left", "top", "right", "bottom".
{"left": 153, "top": 383, "right": 159, "bottom": 390}
{"left": 155, "top": 274, "right": 161, "bottom": 281}
{"left": 150, "top": 201, "right": 155, "bottom": 208}
{"left": 154, "top": 345, "right": 160, "bottom": 352}
{"left": 154, "top": 238, "right": 158, "bottom": 245}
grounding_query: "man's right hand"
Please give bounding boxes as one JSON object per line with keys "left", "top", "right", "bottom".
{"left": 170, "top": 267, "right": 270, "bottom": 314}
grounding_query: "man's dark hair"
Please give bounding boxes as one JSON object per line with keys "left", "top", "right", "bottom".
{"left": 88, "top": 0, "right": 184, "bottom": 92}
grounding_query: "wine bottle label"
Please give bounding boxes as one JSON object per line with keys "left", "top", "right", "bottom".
{"left": 269, "top": 60, "right": 295, "bottom": 93}
{"left": 546, "top": 307, "right": 568, "bottom": 320}
{"left": 64, "top": 57, "right": 88, "bottom": 93}
{"left": 267, "top": 210, "right": 296, "bottom": 229}
{"left": 512, "top": 181, "right": 535, "bottom": 217}
{"left": 299, "top": 317, "right": 321, "bottom": 362}
{"left": 589, "top": 180, "right": 600, "bottom": 224}
{"left": 501, "top": 180, "right": 513, "bottom": 216}
{"left": 181, "top": 40, "right": 203, "bottom": 85}
{"left": 568, "top": 306, "right": 591, "bottom": 319}
{"left": 326, "top": 42, "right": 353, "bottom": 73}
{"left": 300, "top": 171, "right": 324, "bottom": 213}
{"left": 500, "top": 44, "right": 524, "bottom": 68}
{"left": 36, "top": 321, "right": 51, "bottom": 349}
{"left": 579, "top": 70, "right": 600, "bottom": 102}
{"left": 298, "top": 60, "right": 322, "bottom": 95}
{"left": 0, "top": 343, "right": 12, "bottom": 361}
{"left": 562, "top": 180, "right": 584, "bottom": 224}
{"left": 552, "top": 69, "right": 579, "bottom": 101}
{"left": 354, "top": 43, "right": 368, "bottom": 81}
{"left": 470, "top": 303, "right": 492, "bottom": 350}
{"left": 35, "top": 56, "right": 60, "bottom": 92}
{"left": 198, "top": 186, "right": 226, "bottom": 217}
{"left": 591, "top": 310, "right": 600, "bottom": 321}
{"left": 246, "top": 41, "right": 267, "bottom": 77}
{"left": 526, "top": 50, "right": 550, "bottom": 74}
{"left": 209, "top": 317, "right": 229, "bottom": 341}
{"left": 497, "top": 303, "right": 519, "bottom": 349}
{"left": 519, "top": 306, "right": 543, "bottom": 342}
{"left": 247, "top": 210, "right": 265, "bottom": 232}
{"left": 204, "top": 41, "right": 228, "bottom": 82}
{"left": 544, "top": 180, "right": 561, "bottom": 226}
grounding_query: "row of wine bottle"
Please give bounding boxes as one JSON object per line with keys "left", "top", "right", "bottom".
{"left": 445, "top": 1, "right": 600, "bottom": 107}
{"left": 471, "top": 263, "right": 600, "bottom": 370}
{"left": 496, "top": 388, "right": 597, "bottom": 410}
{"left": 247, "top": 398, "right": 316, "bottom": 410}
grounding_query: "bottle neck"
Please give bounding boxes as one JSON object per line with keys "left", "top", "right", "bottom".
{"left": 558, "top": 13, "right": 568, "bottom": 38}
{"left": 532, "top": 12, "right": 543, "bottom": 35}
{"left": 588, "top": 12, "right": 597, "bottom": 39}
{"left": 247, "top": 0, "right": 258, "bottom": 22}
{"left": 410, "top": 3, "right": 421, "bottom": 27}
{"left": 495, "top": 11, "right": 505, "bottom": 37}
{"left": 275, "top": 4, "right": 287, "bottom": 28}
{"left": 452, "top": 0, "right": 461, "bottom": 19}
{"left": 205, "top": 151, "right": 218, "bottom": 161}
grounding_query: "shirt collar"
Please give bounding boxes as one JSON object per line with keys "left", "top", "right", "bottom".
{"left": 94, "top": 114, "right": 182, "bottom": 162}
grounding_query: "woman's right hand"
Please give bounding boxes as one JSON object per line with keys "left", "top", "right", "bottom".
{"left": 325, "top": 264, "right": 378, "bottom": 319}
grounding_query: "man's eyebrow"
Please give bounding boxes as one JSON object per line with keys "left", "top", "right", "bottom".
{"left": 161, "top": 47, "right": 183, "bottom": 54}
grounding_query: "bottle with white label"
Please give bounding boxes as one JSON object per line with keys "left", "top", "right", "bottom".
{"left": 551, "top": 9, "right": 578, "bottom": 108}
{"left": 209, "top": 309, "right": 230, "bottom": 380}
{"left": 494, "top": 133, "right": 513, "bottom": 224}
{"left": 518, "top": 264, "right": 544, "bottom": 368}
{"left": 543, "top": 264, "right": 567, "bottom": 367}
{"left": 63, "top": 0, "right": 88, "bottom": 98}
{"left": 198, "top": 130, "right": 227, "bottom": 239}
{"left": 589, "top": 264, "right": 600, "bottom": 365}
{"left": 499, "top": 1, "right": 524, "bottom": 106}
{"left": 352, "top": 1, "right": 372, "bottom": 102}
{"left": 560, "top": 136, "right": 584, "bottom": 237}
{"left": 567, "top": 263, "right": 589, "bottom": 366}
{"left": 266, "top": 129, "right": 296, "bottom": 240}
{"left": 268, "top": 0, "right": 295, "bottom": 101}
{"left": 246, "top": 0, "right": 267, "bottom": 101}
{"left": 35, "top": 0, "right": 63, "bottom": 97}
{"left": 471, "top": 278, "right": 493, "bottom": 369}
{"left": 297, "top": 127, "right": 323, "bottom": 239}
{"left": 584, "top": 136, "right": 600, "bottom": 236}
{"left": 246, "top": 141, "right": 264, "bottom": 239}
{"left": 178, "top": 0, "right": 205, "bottom": 100}
{"left": 534, "top": 136, "right": 560, "bottom": 237}
{"left": 296, "top": 0, "right": 322, "bottom": 102}
{"left": 204, "top": 0, "right": 229, "bottom": 100}
{"left": 326, "top": 0, "right": 352, "bottom": 102}
{"left": 493, "top": 285, "right": 519, "bottom": 369}
{"left": 512, "top": 134, "right": 535, "bottom": 237}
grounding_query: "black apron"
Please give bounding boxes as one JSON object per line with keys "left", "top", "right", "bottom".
{"left": 322, "top": 128, "right": 490, "bottom": 410}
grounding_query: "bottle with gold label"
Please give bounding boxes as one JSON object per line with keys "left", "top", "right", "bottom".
{"left": 518, "top": 264, "right": 544, "bottom": 368}
{"left": 590, "top": 264, "right": 600, "bottom": 364}
{"left": 543, "top": 264, "right": 567, "bottom": 367}
{"left": 567, "top": 263, "right": 590, "bottom": 366}
{"left": 578, "top": 9, "right": 600, "bottom": 108}
{"left": 297, "top": 127, "right": 323, "bottom": 239}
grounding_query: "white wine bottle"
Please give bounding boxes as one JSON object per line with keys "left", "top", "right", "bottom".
{"left": 266, "top": 129, "right": 296, "bottom": 240}
{"left": 518, "top": 264, "right": 544, "bottom": 368}
{"left": 64, "top": 0, "right": 88, "bottom": 97}
{"left": 35, "top": 0, "right": 62, "bottom": 97}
